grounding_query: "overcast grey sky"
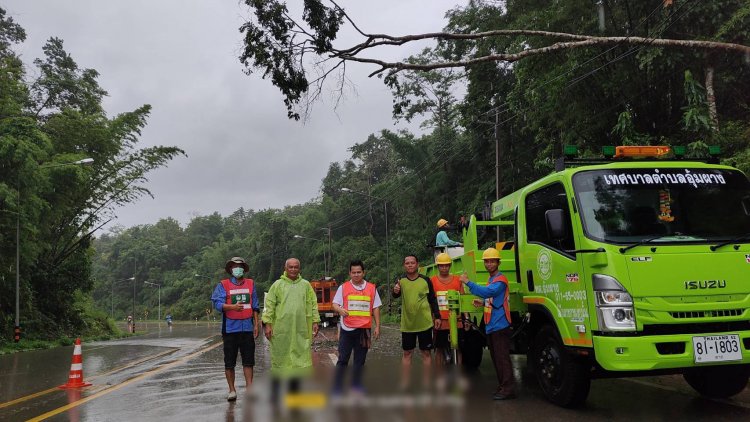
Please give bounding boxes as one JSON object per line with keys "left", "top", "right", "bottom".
{"left": 4, "top": 0, "right": 462, "bottom": 231}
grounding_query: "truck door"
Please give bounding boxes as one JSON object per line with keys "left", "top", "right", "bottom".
{"left": 520, "top": 181, "right": 591, "bottom": 347}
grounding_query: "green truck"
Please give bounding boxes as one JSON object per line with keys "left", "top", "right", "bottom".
{"left": 423, "top": 146, "right": 750, "bottom": 407}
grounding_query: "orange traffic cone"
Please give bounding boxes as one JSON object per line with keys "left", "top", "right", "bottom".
{"left": 58, "top": 338, "right": 92, "bottom": 389}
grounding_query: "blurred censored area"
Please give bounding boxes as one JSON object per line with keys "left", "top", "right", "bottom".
{"left": 222, "top": 314, "right": 532, "bottom": 422}
{"left": 231, "top": 325, "right": 501, "bottom": 422}
{"left": 238, "top": 372, "right": 471, "bottom": 422}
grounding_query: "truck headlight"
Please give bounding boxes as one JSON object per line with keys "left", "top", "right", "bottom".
{"left": 593, "top": 274, "right": 635, "bottom": 331}
{"left": 595, "top": 291, "right": 632, "bottom": 306}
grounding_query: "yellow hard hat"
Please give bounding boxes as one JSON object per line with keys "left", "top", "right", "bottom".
{"left": 435, "top": 253, "right": 452, "bottom": 265}
{"left": 482, "top": 247, "right": 501, "bottom": 260}
{"left": 437, "top": 218, "right": 449, "bottom": 228}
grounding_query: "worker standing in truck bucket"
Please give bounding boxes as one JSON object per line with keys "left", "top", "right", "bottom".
{"left": 460, "top": 247, "right": 516, "bottom": 400}
{"left": 435, "top": 219, "right": 462, "bottom": 247}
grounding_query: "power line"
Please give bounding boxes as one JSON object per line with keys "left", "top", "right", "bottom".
{"left": 311, "top": 0, "right": 701, "bottom": 236}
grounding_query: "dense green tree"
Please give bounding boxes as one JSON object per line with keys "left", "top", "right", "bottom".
{"left": 0, "top": 9, "right": 184, "bottom": 343}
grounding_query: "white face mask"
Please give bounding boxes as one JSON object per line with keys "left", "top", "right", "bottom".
{"left": 231, "top": 267, "right": 245, "bottom": 278}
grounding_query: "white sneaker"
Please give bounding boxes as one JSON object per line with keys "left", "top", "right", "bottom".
{"left": 227, "top": 391, "right": 237, "bottom": 401}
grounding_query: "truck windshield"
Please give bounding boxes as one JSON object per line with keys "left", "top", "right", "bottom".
{"left": 572, "top": 168, "right": 750, "bottom": 244}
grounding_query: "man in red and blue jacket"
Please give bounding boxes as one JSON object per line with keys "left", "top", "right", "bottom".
{"left": 211, "top": 256, "right": 260, "bottom": 401}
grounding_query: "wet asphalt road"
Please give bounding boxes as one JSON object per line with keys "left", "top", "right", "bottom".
{"left": 1, "top": 322, "right": 749, "bottom": 421}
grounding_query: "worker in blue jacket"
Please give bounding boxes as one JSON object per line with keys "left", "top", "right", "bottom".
{"left": 460, "top": 247, "right": 516, "bottom": 400}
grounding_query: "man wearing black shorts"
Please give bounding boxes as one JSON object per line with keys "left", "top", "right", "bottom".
{"left": 211, "top": 257, "right": 260, "bottom": 401}
{"left": 392, "top": 255, "right": 441, "bottom": 390}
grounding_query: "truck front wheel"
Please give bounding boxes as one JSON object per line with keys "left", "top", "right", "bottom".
{"left": 531, "top": 325, "right": 591, "bottom": 408}
{"left": 683, "top": 364, "right": 750, "bottom": 398}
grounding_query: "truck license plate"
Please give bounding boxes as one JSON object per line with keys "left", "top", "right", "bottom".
{"left": 325, "top": 313, "right": 335, "bottom": 318}
{"left": 692, "top": 334, "right": 742, "bottom": 364}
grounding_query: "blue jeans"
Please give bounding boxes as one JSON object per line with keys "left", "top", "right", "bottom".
{"left": 333, "top": 328, "right": 369, "bottom": 392}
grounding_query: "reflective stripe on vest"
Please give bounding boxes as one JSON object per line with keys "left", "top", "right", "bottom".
{"left": 342, "top": 281, "right": 376, "bottom": 328}
{"left": 221, "top": 278, "right": 254, "bottom": 320}
{"left": 483, "top": 273, "right": 511, "bottom": 325}
{"left": 436, "top": 291, "right": 449, "bottom": 312}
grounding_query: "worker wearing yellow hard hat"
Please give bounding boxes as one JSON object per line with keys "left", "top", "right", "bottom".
{"left": 430, "top": 252, "right": 467, "bottom": 388}
{"left": 435, "top": 218, "right": 462, "bottom": 247}
{"left": 482, "top": 247, "right": 501, "bottom": 260}
{"left": 435, "top": 252, "right": 452, "bottom": 265}
{"left": 460, "top": 247, "right": 516, "bottom": 400}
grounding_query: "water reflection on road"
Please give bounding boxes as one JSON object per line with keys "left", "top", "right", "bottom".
{"left": 1, "top": 322, "right": 749, "bottom": 421}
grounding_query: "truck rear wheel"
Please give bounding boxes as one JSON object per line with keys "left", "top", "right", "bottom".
{"left": 531, "top": 325, "right": 591, "bottom": 408}
{"left": 683, "top": 364, "right": 750, "bottom": 398}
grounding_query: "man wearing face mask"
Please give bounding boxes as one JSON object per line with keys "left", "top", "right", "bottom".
{"left": 211, "top": 256, "right": 260, "bottom": 401}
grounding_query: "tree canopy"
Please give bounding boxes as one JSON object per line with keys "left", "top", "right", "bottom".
{"left": 89, "top": 0, "right": 750, "bottom": 323}
{"left": 239, "top": 0, "right": 750, "bottom": 121}
{"left": 0, "top": 8, "right": 184, "bottom": 342}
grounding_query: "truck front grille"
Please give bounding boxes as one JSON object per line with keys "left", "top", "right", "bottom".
{"left": 670, "top": 309, "right": 744, "bottom": 319}
{"left": 642, "top": 320, "right": 750, "bottom": 336}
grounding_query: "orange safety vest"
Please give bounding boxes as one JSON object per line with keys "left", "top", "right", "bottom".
{"left": 221, "top": 278, "right": 254, "bottom": 320}
{"left": 430, "top": 274, "right": 463, "bottom": 330}
{"left": 342, "top": 280, "right": 376, "bottom": 329}
{"left": 483, "top": 273, "right": 511, "bottom": 325}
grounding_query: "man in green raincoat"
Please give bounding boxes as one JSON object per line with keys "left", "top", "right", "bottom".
{"left": 262, "top": 257, "right": 320, "bottom": 380}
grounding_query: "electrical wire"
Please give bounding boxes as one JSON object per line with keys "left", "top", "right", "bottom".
{"left": 305, "top": 0, "right": 702, "bottom": 238}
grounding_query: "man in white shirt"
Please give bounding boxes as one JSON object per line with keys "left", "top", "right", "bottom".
{"left": 331, "top": 260, "right": 381, "bottom": 394}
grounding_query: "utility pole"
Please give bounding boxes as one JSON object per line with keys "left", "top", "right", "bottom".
{"left": 132, "top": 260, "right": 137, "bottom": 334}
{"left": 495, "top": 107, "right": 501, "bottom": 242}
{"left": 327, "top": 225, "right": 332, "bottom": 277}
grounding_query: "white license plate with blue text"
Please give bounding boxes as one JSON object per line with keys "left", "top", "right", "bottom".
{"left": 692, "top": 334, "right": 742, "bottom": 363}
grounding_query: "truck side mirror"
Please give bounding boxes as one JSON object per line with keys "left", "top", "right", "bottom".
{"left": 545, "top": 209, "right": 567, "bottom": 240}
{"left": 742, "top": 196, "right": 750, "bottom": 216}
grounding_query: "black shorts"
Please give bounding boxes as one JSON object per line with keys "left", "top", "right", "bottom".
{"left": 402, "top": 328, "right": 433, "bottom": 351}
{"left": 434, "top": 328, "right": 464, "bottom": 349}
{"left": 223, "top": 332, "right": 255, "bottom": 369}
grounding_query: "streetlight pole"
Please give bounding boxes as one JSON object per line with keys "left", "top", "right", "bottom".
{"left": 328, "top": 226, "right": 332, "bottom": 274}
{"left": 15, "top": 202, "right": 20, "bottom": 342}
{"left": 293, "top": 235, "right": 327, "bottom": 277}
{"left": 13, "top": 157, "right": 93, "bottom": 342}
{"left": 144, "top": 281, "right": 161, "bottom": 323}
{"left": 110, "top": 277, "right": 135, "bottom": 320}
{"left": 132, "top": 262, "right": 137, "bottom": 334}
{"left": 340, "top": 188, "right": 390, "bottom": 310}
{"left": 320, "top": 226, "right": 333, "bottom": 278}
{"left": 193, "top": 273, "right": 216, "bottom": 292}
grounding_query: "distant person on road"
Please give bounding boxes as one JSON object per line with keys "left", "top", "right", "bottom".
{"left": 126, "top": 315, "right": 133, "bottom": 333}
{"left": 331, "top": 260, "right": 381, "bottom": 395}
{"left": 262, "top": 258, "right": 320, "bottom": 399}
{"left": 211, "top": 256, "right": 260, "bottom": 402}
{"left": 392, "top": 255, "right": 441, "bottom": 390}
{"left": 165, "top": 313, "right": 173, "bottom": 327}
{"left": 460, "top": 247, "right": 516, "bottom": 400}
{"left": 435, "top": 219, "right": 462, "bottom": 247}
